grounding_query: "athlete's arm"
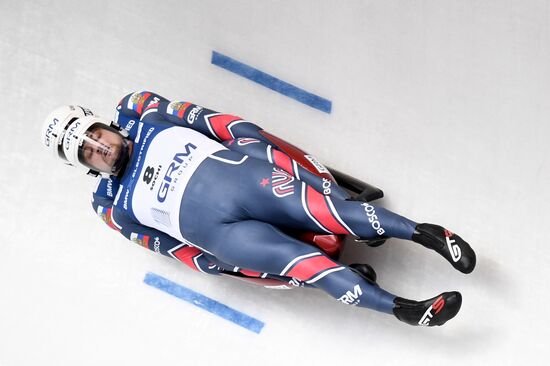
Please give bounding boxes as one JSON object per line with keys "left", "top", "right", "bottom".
{"left": 91, "top": 177, "right": 221, "bottom": 275}
{"left": 115, "top": 91, "right": 169, "bottom": 124}
{"left": 114, "top": 91, "right": 263, "bottom": 141}
{"left": 91, "top": 178, "right": 319, "bottom": 286}
{"left": 139, "top": 93, "right": 347, "bottom": 195}
{"left": 91, "top": 176, "right": 301, "bottom": 280}
{"left": 114, "top": 91, "right": 346, "bottom": 198}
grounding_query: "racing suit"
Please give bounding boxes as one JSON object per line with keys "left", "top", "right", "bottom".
{"left": 91, "top": 91, "right": 418, "bottom": 313}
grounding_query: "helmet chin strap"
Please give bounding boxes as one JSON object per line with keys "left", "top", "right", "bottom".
{"left": 111, "top": 137, "right": 130, "bottom": 176}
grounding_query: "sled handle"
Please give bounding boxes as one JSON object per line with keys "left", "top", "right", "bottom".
{"left": 325, "top": 166, "right": 384, "bottom": 202}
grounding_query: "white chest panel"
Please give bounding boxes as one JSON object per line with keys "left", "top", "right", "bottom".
{"left": 131, "top": 127, "right": 225, "bottom": 241}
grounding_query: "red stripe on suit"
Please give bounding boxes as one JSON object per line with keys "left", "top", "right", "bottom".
{"left": 286, "top": 255, "right": 339, "bottom": 281}
{"left": 306, "top": 186, "right": 349, "bottom": 234}
{"left": 208, "top": 114, "right": 241, "bottom": 140}
{"left": 272, "top": 149, "right": 294, "bottom": 175}
{"left": 172, "top": 246, "right": 202, "bottom": 271}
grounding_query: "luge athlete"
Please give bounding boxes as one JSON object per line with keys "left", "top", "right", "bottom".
{"left": 41, "top": 91, "right": 476, "bottom": 326}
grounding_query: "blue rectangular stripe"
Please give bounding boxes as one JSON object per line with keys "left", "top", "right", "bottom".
{"left": 211, "top": 51, "right": 332, "bottom": 113}
{"left": 143, "top": 272, "right": 265, "bottom": 334}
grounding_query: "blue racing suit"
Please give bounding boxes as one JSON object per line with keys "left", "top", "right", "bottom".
{"left": 91, "top": 91, "right": 418, "bottom": 312}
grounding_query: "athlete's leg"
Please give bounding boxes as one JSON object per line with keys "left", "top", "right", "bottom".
{"left": 179, "top": 152, "right": 465, "bottom": 325}
{"left": 233, "top": 157, "right": 475, "bottom": 273}
{"left": 201, "top": 219, "right": 461, "bottom": 326}
{"left": 233, "top": 158, "right": 413, "bottom": 238}
{"left": 204, "top": 251, "right": 377, "bottom": 289}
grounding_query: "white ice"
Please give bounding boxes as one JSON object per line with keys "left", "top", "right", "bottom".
{"left": 1, "top": 1, "right": 549, "bottom": 365}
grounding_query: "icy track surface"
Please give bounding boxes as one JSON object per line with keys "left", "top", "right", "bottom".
{"left": 1, "top": 1, "right": 549, "bottom": 365}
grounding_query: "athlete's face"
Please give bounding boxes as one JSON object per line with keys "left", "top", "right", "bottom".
{"left": 81, "top": 126, "right": 132, "bottom": 174}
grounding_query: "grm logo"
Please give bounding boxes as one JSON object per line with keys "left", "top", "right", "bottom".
{"left": 337, "top": 284, "right": 363, "bottom": 305}
{"left": 157, "top": 143, "right": 197, "bottom": 202}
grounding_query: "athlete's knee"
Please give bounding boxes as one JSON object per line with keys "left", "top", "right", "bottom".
{"left": 278, "top": 251, "right": 344, "bottom": 283}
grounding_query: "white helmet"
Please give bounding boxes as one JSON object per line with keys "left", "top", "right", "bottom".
{"left": 42, "top": 105, "right": 127, "bottom": 177}
{"left": 41, "top": 105, "right": 94, "bottom": 160}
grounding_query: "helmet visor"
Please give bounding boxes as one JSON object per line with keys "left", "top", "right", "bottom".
{"left": 77, "top": 123, "right": 129, "bottom": 175}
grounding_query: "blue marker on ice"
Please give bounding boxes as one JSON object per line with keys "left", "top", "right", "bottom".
{"left": 144, "top": 272, "right": 265, "bottom": 334}
{"left": 211, "top": 51, "right": 332, "bottom": 113}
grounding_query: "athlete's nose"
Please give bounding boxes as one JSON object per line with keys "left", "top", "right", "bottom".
{"left": 95, "top": 142, "right": 111, "bottom": 156}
